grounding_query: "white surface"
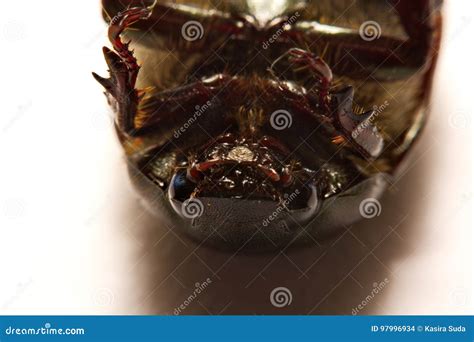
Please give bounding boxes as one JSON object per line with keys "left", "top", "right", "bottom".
{"left": 0, "top": 1, "right": 472, "bottom": 314}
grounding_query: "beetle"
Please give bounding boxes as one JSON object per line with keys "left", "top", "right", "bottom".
{"left": 93, "top": 0, "right": 442, "bottom": 250}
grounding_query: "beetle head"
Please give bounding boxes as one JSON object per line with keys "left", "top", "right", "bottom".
{"left": 166, "top": 133, "right": 320, "bottom": 243}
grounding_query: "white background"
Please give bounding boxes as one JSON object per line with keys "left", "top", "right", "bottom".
{"left": 0, "top": 1, "right": 472, "bottom": 314}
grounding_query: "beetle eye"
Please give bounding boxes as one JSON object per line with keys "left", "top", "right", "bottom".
{"left": 168, "top": 170, "right": 195, "bottom": 202}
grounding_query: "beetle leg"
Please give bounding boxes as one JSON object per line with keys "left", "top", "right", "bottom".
{"left": 279, "top": 0, "right": 442, "bottom": 81}
{"left": 134, "top": 74, "right": 239, "bottom": 134}
{"left": 270, "top": 48, "right": 333, "bottom": 112}
{"left": 93, "top": 47, "right": 139, "bottom": 134}
{"left": 101, "top": 0, "right": 250, "bottom": 50}
{"left": 93, "top": 5, "right": 152, "bottom": 135}
{"left": 108, "top": 6, "right": 152, "bottom": 88}
{"left": 288, "top": 48, "right": 333, "bottom": 111}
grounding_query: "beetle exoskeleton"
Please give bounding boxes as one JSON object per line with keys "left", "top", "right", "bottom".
{"left": 94, "top": 0, "right": 442, "bottom": 250}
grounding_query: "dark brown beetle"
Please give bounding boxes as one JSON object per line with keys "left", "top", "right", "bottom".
{"left": 93, "top": 0, "right": 442, "bottom": 250}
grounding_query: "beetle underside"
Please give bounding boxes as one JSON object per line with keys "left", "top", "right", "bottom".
{"left": 94, "top": 0, "right": 442, "bottom": 249}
